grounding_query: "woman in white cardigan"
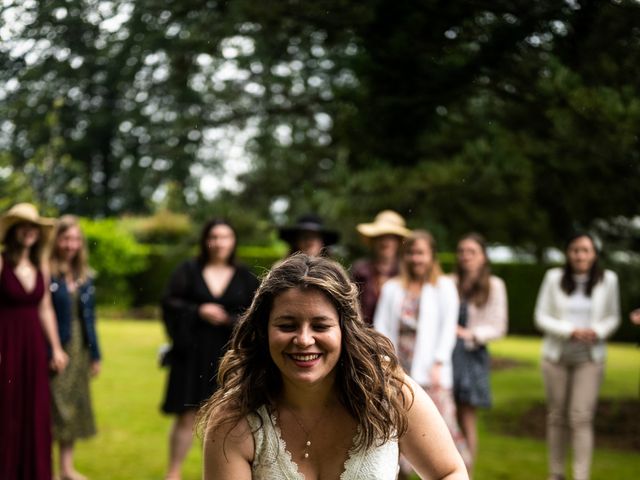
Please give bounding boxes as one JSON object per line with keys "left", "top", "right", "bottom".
{"left": 534, "top": 233, "right": 620, "bottom": 480}
{"left": 374, "top": 230, "right": 471, "bottom": 476}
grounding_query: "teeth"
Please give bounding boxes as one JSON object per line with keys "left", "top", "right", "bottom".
{"left": 290, "top": 354, "right": 321, "bottom": 362}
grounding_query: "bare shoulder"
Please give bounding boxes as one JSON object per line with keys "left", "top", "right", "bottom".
{"left": 203, "top": 406, "right": 254, "bottom": 480}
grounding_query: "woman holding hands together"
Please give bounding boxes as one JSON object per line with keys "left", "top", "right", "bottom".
{"left": 535, "top": 232, "right": 620, "bottom": 480}
{"left": 161, "top": 218, "right": 259, "bottom": 480}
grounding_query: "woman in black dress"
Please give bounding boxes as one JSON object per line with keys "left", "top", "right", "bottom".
{"left": 161, "top": 219, "right": 259, "bottom": 480}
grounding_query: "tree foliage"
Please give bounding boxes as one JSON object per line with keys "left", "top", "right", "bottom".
{"left": 1, "top": 0, "right": 638, "bottom": 249}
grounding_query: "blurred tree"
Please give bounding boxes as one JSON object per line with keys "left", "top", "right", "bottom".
{"left": 1, "top": 0, "right": 638, "bottom": 251}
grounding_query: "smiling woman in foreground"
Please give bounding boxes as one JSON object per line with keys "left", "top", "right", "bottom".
{"left": 200, "top": 254, "right": 468, "bottom": 480}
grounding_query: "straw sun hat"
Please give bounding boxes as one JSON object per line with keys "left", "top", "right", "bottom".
{"left": 356, "top": 210, "right": 412, "bottom": 239}
{"left": 0, "top": 203, "right": 56, "bottom": 245}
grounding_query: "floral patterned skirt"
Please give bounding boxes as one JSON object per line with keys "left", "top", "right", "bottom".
{"left": 50, "top": 310, "right": 96, "bottom": 443}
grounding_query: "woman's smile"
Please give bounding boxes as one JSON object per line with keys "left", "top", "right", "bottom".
{"left": 268, "top": 287, "right": 342, "bottom": 387}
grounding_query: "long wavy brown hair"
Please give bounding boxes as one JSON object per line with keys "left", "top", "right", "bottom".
{"left": 49, "top": 215, "right": 91, "bottom": 283}
{"left": 455, "top": 232, "right": 491, "bottom": 307}
{"left": 199, "top": 254, "right": 411, "bottom": 452}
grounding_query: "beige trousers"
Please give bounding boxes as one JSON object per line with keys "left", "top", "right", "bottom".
{"left": 542, "top": 359, "right": 603, "bottom": 480}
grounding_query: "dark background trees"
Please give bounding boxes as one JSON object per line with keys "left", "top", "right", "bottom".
{"left": 1, "top": 0, "right": 639, "bottom": 251}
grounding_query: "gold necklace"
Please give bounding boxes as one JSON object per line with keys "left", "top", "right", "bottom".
{"left": 282, "top": 403, "right": 330, "bottom": 460}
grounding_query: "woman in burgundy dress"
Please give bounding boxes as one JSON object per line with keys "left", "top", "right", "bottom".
{"left": 0, "top": 203, "right": 68, "bottom": 480}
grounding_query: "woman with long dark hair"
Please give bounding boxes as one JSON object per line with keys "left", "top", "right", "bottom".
{"left": 161, "top": 218, "right": 259, "bottom": 480}
{"left": 535, "top": 232, "right": 620, "bottom": 480}
{"left": 451, "top": 233, "right": 508, "bottom": 475}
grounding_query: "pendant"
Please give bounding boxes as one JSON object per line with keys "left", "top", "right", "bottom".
{"left": 303, "top": 440, "right": 311, "bottom": 458}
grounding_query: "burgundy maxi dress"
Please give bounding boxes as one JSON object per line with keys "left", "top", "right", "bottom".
{"left": 0, "top": 255, "right": 52, "bottom": 479}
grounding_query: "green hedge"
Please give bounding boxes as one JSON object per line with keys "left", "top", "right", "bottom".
{"left": 79, "top": 215, "right": 638, "bottom": 343}
{"left": 80, "top": 218, "right": 149, "bottom": 308}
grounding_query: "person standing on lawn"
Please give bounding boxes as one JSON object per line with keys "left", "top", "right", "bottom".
{"left": 535, "top": 232, "right": 620, "bottom": 480}
{"left": 351, "top": 210, "right": 412, "bottom": 325}
{"left": 451, "top": 233, "right": 508, "bottom": 475}
{"left": 278, "top": 213, "right": 340, "bottom": 258}
{"left": 374, "top": 230, "right": 472, "bottom": 477}
{"left": 160, "top": 218, "right": 259, "bottom": 480}
{"left": 0, "top": 203, "right": 68, "bottom": 480}
{"left": 49, "top": 215, "right": 102, "bottom": 480}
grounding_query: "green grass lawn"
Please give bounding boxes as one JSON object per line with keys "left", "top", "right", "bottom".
{"left": 68, "top": 321, "right": 639, "bottom": 480}
{"left": 472, "top": 337, "right": 640, "bottom": 480}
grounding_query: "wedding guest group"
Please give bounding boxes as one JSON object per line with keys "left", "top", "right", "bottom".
{"left": 3, "top": 198, "right": 632, "bottom": 480}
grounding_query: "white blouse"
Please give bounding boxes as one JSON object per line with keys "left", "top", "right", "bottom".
{"left": 247, "top": 406, "right": 399, "bottom": 480}
{"left": 565, "top": 275, "right": 592, "bottom": 330}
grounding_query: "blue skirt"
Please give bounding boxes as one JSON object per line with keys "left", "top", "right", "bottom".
{"left": 452, "top": 338, "right": 492, "bottom": 408}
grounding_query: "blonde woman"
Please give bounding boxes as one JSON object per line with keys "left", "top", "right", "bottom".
{"left": 49, "top": 215, "right": 101, "bottom": 480}
{"left": 374, "top": 230, "right": 471, "bottom": 476}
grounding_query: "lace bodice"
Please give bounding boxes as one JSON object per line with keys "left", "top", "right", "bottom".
{"left": 247, "top": 405, "right": 399, "bottom": 480}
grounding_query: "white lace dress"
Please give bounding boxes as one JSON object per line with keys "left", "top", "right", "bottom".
{"left": 247, "top": 405, "right": 399, "bottom": 480}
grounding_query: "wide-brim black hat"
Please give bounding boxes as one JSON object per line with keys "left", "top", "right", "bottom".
{"left": 278, "top": 213, "right": 340, "bottom": 246}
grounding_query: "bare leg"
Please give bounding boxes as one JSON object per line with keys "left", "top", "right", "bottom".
{"left": 457, "top": 403, "right": 478, "bottom": 464}
{"left": 165, "top": 410, "right": 197, "bottom": 480}
{"left": 59, "top": 441, "right": 87, "bottom": 480}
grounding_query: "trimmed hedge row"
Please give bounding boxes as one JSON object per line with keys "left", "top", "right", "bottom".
{"left": 99, "top": 247, "right": 639, "bottom": 343}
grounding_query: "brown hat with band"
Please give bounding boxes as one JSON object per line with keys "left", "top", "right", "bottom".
{"left": 0, "top": 203, "right": 56, "bottom": 245}
{"left": 356, "top": 210, "right": 411, "bottom": 239}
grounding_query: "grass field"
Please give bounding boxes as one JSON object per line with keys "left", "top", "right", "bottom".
{"left": 67, "top": 320, "right": 640, "bottom": 480}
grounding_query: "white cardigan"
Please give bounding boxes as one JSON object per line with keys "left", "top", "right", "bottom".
{"left": 534, "top": 268, "right": 620, "bottom": 363}
{"left": 373, "top": 276, "right": 459, "bottom": 388}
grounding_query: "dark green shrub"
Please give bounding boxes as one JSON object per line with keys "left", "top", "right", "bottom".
{"left": 80, "top": 218, "right": 150, "bottom": 308}
{"left": 120, "top": 210, "right": 194, "bottom": 244}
